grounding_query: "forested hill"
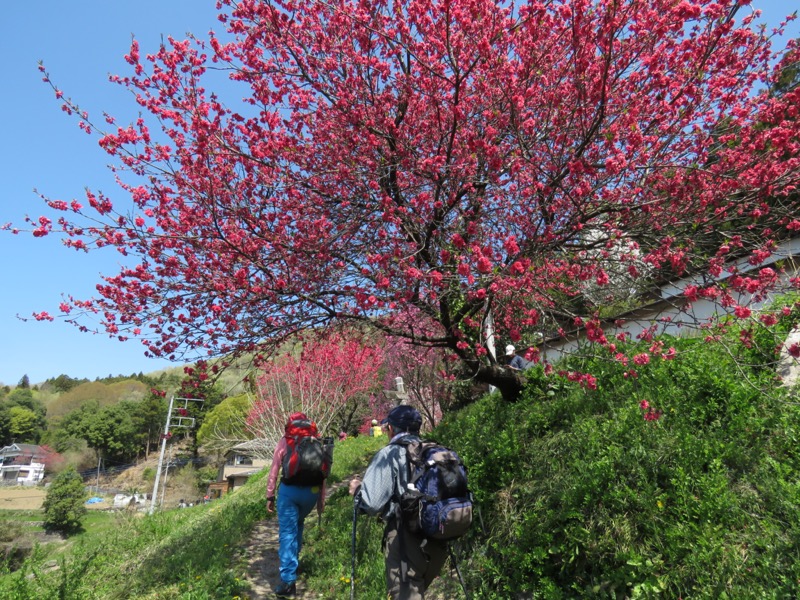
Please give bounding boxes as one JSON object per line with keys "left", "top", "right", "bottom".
{"left": 0, "top": 359, "right": 253, "bottom": 463}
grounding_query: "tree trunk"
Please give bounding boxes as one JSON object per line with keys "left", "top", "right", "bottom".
{"left": 470, "top": 363, "right": 525, "bottom": 402}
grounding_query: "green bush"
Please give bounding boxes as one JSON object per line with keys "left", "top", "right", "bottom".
{"left": 735, "top": 295, "right": 800, "bottom": 373}
{"left": 436, "top": 334, "right": 800, "bottom": 598}
{"left": 42, "top": 466, "right": 87, "bottom": 535}
{"left": 194, "top": 465, "right": 218, "bottom": 492}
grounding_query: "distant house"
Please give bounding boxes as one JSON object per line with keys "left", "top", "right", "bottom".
{"left": 208, "top": 439, "right": 271, "bottom": 498}
{"left": 0, "top": 443, "right": 47, "bottom": 486}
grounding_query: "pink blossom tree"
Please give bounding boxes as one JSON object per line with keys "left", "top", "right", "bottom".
{"left": 17, "top": 0, "right": 800, "bottom": 401}
{"left": 38, "top": 445, "right": 65, "bottom": 473}
{"left": 246, "top": 333, "right": 384, "bottom": 445}
{"left": 384, "top": 338, "right": 456, "bottom": 432}
{"left": 381, "top": 310, "right": 458, "bottom": 430}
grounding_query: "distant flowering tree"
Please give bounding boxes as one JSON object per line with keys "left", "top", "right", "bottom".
{"left": 382, "top": 316, "right": 457, "bottom": 431}
{"left": 246, "top": 333, "right": 384, "bottom": 449}
{"left": 17, "top": 0, "right": 800, "bottom": 402}
{"left": 38, "top": 444, "right": 64, "bottom": 473}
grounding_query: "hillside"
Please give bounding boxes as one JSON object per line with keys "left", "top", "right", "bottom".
{"left": 3, "top": 317, "right": 800, "bottom": 598}
{"left": 0, "top": 356, "right": 255, "bottom": 471}
{"left": 6, "top": 352, "right": 256, "bottom": 397}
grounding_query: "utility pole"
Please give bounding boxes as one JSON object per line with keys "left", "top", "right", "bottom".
{"left": 484, "top": 303, "right": 497, "bottom": 394}
{"left": 148, "top": 395, "right": 204, "bottom": 515}
{"left": 484, "top": 303, "right": 497, "bottom": 363}
{"left": 160, "top": 444, "right": 173, "bottom": 507}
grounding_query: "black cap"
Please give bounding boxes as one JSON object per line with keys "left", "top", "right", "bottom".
{"left": 381, "top": 405, "right": 422, "bottom": 432}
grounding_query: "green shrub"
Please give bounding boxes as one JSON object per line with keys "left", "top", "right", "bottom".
{"left": 735, "top": 295, "right": 800, "bottom": 373}
{"left": 42, "top": 466, "right": 87, "bottom": 535}
{"left": 194, "top": 465, "right": 218, "bottom": 492}
{"left": 437, "top": 333, "right": 800, "bottom": 598}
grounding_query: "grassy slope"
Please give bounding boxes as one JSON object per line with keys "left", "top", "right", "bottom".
{"left": 5, "top": 323, "right": 800, "bottom": 599}
{"left": 434, "top": 335, "right": 800, "bottom": 599}
{"left": 0, "top": 435, "right": 384, "bottom": 600}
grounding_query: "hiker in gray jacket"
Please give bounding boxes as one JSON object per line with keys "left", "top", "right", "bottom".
{"left": 349, "top": 405, "right": 448, "bottom": 600}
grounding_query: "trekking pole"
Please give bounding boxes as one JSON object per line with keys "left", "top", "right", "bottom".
{"left": 449, "top": 544, "right": 470, "bottom": 600}
{"left": 351, "top": 491, "right": 361, "bottom": 600}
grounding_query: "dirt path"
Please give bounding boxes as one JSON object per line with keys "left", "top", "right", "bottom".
{"left": 237, "top": 480, "right": 357, "bottom": 599}
{"left": 237, "top": 476, "right": 462, "bottom": 599}
{"left": 239, "top": 515, "right": 309, "bottom": 599}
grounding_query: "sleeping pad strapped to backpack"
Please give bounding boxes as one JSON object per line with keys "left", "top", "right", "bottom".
{"left": 281, "top": 417, "right": 333, "bottom": 486}
{"left": 397, "top": 439, "right": 473, "bottom": 541}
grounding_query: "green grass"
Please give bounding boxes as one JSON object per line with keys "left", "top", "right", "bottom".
{"left": 5, "top": 300, "right": 800, "bottom": 599}
{"left": 434, "top": 330, "right": 800, "bottom": 598}
{"left": 0, "top": 511, "right": 43, "bottom": 522}
{"left": 0, "top": 435, "right": 385, "bottom": 600}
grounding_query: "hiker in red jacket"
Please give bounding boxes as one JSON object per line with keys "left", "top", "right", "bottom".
{"left": 266, "top": 412, "right": 328, "bottom": 598}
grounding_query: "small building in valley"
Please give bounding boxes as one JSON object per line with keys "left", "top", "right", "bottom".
{"left": 0, "top": 443, "right": 48, "bottom": 485}
{"left": 208, "top": 439, "right": 270, "bottom": 498}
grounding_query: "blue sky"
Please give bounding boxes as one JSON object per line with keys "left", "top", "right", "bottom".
{"left": 0, "top": 1, "right": 797, "bottom": 387}
{"left": 0, "top": 1, "right": 225, "bottom": 386}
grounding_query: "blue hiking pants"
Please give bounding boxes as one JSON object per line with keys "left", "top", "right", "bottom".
{"left": 277, "top": 482, "right": 320, "bottom": 584}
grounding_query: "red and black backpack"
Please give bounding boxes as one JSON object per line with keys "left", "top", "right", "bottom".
{"left": 281, "top": 417, "right": 332, "bottom": 486}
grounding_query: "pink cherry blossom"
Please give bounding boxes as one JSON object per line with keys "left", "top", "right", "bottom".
{"left": 21, "top": 0, "right": 800, "bottom": 403}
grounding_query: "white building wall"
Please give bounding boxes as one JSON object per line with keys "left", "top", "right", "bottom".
{"left": 539, "top": 237, "right": 799, "bottom": 365}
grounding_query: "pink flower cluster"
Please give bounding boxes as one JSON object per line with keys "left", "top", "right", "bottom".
{"left": 639, "top": 399, "right": 662, "bottom": 422}
{"left": 559, "top": 370, "right": 598, "bottom": 390}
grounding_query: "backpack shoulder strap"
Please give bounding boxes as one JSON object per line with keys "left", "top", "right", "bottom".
{"left": 391, "top": 436, "right": 433, "bottom": 458}
{"left": 390, "top": 436, "right": 426, "bottom": 487}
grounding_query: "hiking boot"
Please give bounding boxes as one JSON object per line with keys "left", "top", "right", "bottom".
{"left": 275, "top": 580, "right": 296, "bottom": 598}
